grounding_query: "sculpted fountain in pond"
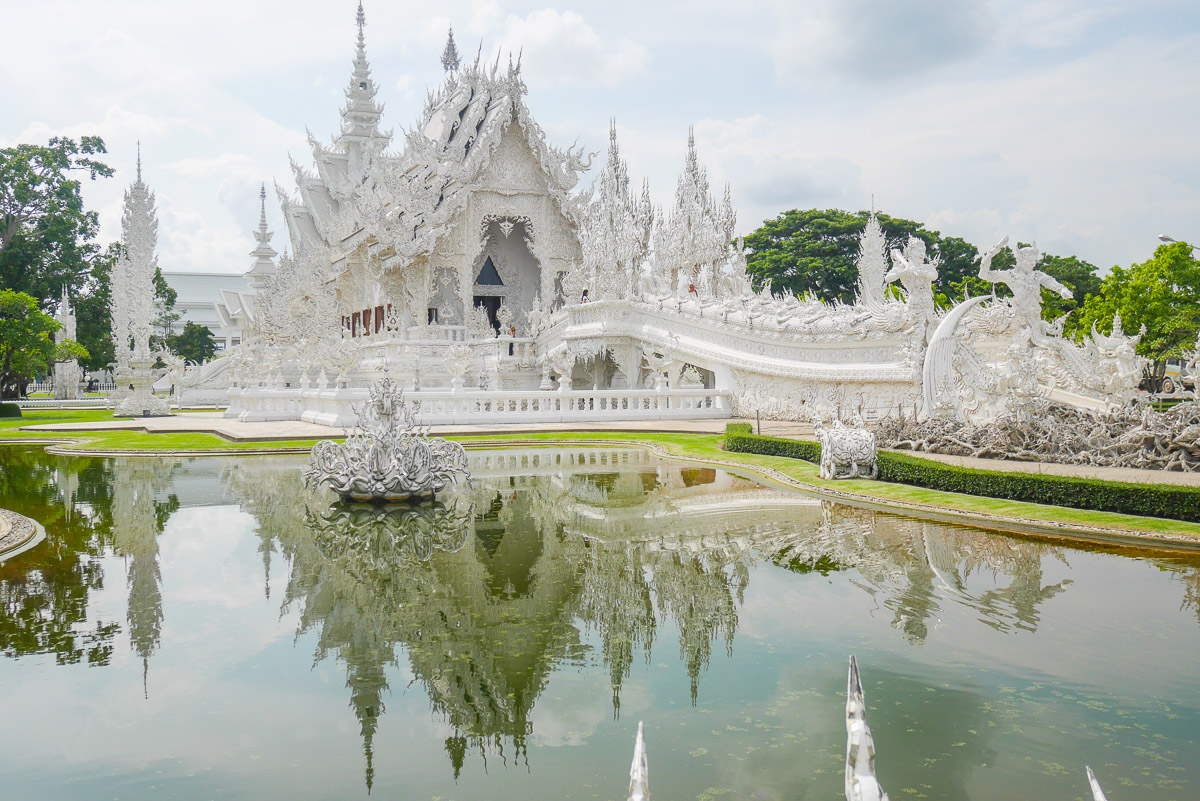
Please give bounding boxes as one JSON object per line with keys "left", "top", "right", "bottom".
{"left": 304, "top": 375, "right": 469, "bottom": 501}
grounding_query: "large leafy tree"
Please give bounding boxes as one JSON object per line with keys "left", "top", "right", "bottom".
{"left": 743, "top": 208, "right": 1101, "bottom": 321}
{"left": 74, "top": 242, "right": 120, "bottom": 372}
{"left": 1075, "top": 242, "right": 1200, "bottom": 382}
{"left": 166, "top": 322, "right": 217, "bottom": 365}
{"left": 152, "top": 272, "right": 180, "bottom": 347}
{"left": 0, "top": 290, "right": 88, "bottom": 398}
{"left": 1038, "top": 254, "right": 1104, "bottom": 336}
{"left": 744, "top": 209, "right": 926, "bottom": 304}
{"left": 0, "top": 137, "right": 113, "bottom": 308}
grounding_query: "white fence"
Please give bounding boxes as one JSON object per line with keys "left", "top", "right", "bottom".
{"left": 24, "top": 381, "right": 119, "bottom": 396}
{"left": 228, "top": 386, "right": 731, "bottom": 427}
{"left": 15, "top": 398, "right": 113, "bottom": 409}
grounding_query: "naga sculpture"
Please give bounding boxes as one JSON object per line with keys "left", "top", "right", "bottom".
{"left": 304, "top": 375, "right": 469, "bottom": 501}
{"left": 815, "top": 419, "right": 878, "bottom": 480}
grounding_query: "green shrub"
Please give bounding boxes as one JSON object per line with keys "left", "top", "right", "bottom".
{"left": 725, "top": 422, "right": 753, "bottom": 436}
{"left": 0, "top": 403, "right": 21, "bottom": 418}
{"left": 725, "top": 432, "right": 821, "bottom": 464}
{"left": 723, "top": 430, "right": 1200, "bottom": 523}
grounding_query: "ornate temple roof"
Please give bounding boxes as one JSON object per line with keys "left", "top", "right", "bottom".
{"left": 281, "top": 9, "right": 591, "bottom": 273}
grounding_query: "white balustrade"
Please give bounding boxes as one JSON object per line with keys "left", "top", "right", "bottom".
{"left": 254, "top": 386, "right": 736, "bottom": 427}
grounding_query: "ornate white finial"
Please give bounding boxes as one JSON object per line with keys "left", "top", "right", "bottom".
{"left": 627, "top": 722, "right": 648, "bottom": 801}
{"left": 846, "top": 655, "right": 889, "bottom": 801}
{"left": 356, "top": 1, "right": 365, "bottom": 40}
{"left": 248, "top": 182, "right": 278, "bottom": 289}
{"left": 136, "top": 140, "right": 142, "bottom": 183}
{"left": 441, "top": 26, "right": 461, "bottom": 72}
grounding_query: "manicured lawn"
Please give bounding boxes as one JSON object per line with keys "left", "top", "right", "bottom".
{"left": 0, "top": 408, "right": 117, "bottom": 434}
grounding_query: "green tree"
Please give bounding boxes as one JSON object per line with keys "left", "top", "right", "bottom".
{"left": 152, "top": 270, "right": 179, "bottom": 346}
{"left": 0, "top": 137, "right": 113, "bottom": 308}
{"left": 166, "top": 322, "right": 217, "bottom": 365}
{"left": 745, "top": 209, "right": 927, "bottom": 304}
{"left": 1038, "top": 254, "right": 1103, "bottom": 335}
{"left": 744, "top": 208, "right": 1101, "bottom": 321}
{"left": 744, "top": 208, "right": 990, "bottom": 305}
{"left": 0, "top": 290, "right": 88, "bottom": 398}
{"left": 1075, "top": 242, "right": 1200, "bottom": 384}
{"left": 74, "top": 241, "right": 120, "bottom": 372}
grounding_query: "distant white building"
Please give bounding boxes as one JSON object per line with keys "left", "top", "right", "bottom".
{"left": 161, "top": 185, "right": 278, "bottom": 351}
{"left": 161, "top": 271, "right": 253, "bottom": 350}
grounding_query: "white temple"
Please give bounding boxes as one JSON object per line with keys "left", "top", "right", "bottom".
{"left": 195, "top": 4, "right": 1142, "bottom": 426}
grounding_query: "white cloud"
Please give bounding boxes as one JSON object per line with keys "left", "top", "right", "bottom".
{"left": 495, "top": 9, "right": 650, "bottom": 87}
{"left": 2, "top": 0, "right": 1198, "bottom": 279}
{"left": 767, "top": 0, "right": 996, "bottom": 83}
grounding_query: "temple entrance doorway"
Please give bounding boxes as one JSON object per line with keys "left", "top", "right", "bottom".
{"left": 469, "top": 219, "right": 542, "bottom": 334}
{"left": 473, "top": 296, "right": 502, "bottom": 333}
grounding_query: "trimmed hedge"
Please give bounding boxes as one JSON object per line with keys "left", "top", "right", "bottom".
{"left": 726, "top": 432, "right": 821, "bottom": 464}
{"left": 724, "top": 431, "right": 1200, "bottom": 524}
{"left": 725, "top": 422, "right": 753, "bottom": 436}
{"left": 0, "top": 403, "right": 21, "bottom": 418}
{"left": 877, "top": 450, "right": 1200, "bottom": 523}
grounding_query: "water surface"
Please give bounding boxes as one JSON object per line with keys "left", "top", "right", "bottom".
{"left": 1, "top": 445, "right": 1198, "bottom": 800}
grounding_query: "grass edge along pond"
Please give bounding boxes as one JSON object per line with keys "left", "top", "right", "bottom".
{"left": 3, "top": 409, "right": 1200, "bottom": 545}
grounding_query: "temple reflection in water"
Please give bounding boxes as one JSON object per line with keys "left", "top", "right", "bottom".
{"left": 219, "top": 448, "right": 1106, "bottom": 785}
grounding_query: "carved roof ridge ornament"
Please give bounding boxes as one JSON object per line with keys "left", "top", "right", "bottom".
{"left": 441, "top": 26, "right": 461, "bottom": 73}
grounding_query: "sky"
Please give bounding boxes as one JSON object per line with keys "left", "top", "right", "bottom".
{"left": 3, "top": 0, "right": 1199, "bottom": 276}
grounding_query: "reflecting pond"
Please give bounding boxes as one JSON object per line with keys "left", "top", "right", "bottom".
{"left": 1, "top": 445, "right": 1199, "bottom": 800}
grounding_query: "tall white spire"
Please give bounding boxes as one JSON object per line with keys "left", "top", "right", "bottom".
{"left": 339, "top": 2, "right": 385, "bottom": 145}
{"left": 110, "top": 150, "right": 170, "bottom": 416}
{"left": 247, "top": 183, "right": 278, "bottom": 291}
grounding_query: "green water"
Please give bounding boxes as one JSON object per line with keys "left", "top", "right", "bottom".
{"left": 1, "top": 445, "right": 1198, "bottom": 800}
